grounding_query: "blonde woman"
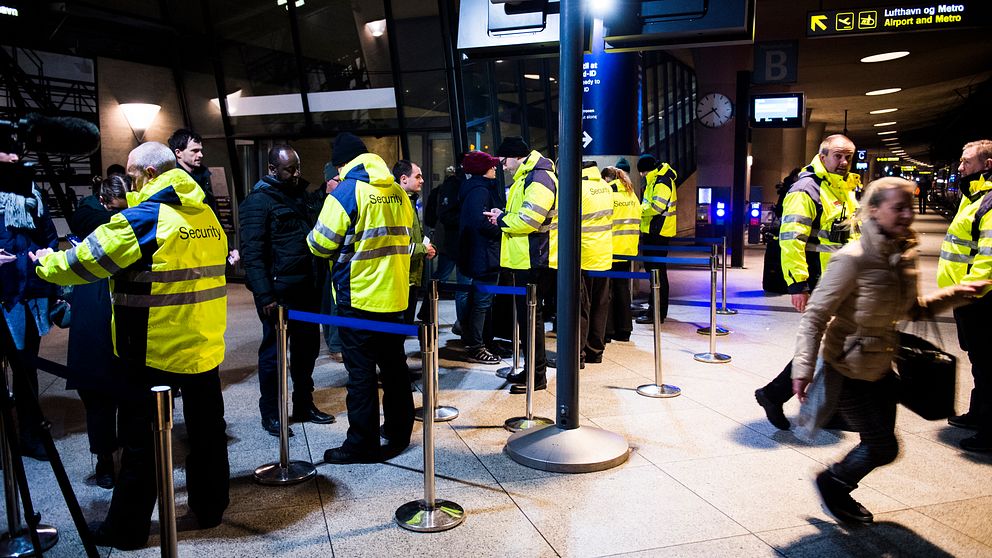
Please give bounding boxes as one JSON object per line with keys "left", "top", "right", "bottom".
{"left": 791, "top": 177, "right": 986, "bottom": 524}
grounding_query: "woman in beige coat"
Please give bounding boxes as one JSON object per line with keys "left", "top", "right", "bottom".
{"left": 791, "top": 177, "right": 985, "bottom": 525}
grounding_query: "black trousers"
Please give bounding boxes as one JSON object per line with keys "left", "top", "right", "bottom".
{"left": 954, "top": 296, "right": 992, "bottom": 438}
{"left": 103, "top": 366, "right": 229, "bottom": 545}
{"left": 605, "top": 261, "right": 633, "bottom": 339}
{"left": 830, "top": 371, "right": 900, "bottom": 485}
{"left": 639, "top": 234, "right": 670, "bottom": 319}
{"left": 337, "top": 304, "right": 414, "bottom": 456}
{"left": 511, "top": 268, "right": 548, "bottom": 376}
{"left": 763, "top": 361, "right": 796, "bottom": 404}
{"left": 580, "top": 272, "right": 610, "bottom": 360}
{"left": 255, "top": 299, "right": 320, "bottom": 420}
{"left": 78, "top": 388, "right": 120, "bottom": 455}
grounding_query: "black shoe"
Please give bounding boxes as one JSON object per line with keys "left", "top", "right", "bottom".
{"left": 815, "top": 470, "right": 873, "bottom": 524}
{"left": 585, "top": 354, "right": 603, "bottom": 364}
{"left": 948, "top": 413, "right": 979, "bottom": 430}
{"left": 95, "top": 452, "right": 115, "bottom": 489}
{"left": 467, "top": 346, "right": 501, "bottom": 364}
{"left": 510, "top": 377, "right": 547, "bottom": 394}
{"left": 323, "top": 446, "right": 378, "bottom": 464}
{"left": 755, "top": 388, "right": 791, "bottom": 430}
{"left": 546, "top": 358, "right": 584, "bottom": 370}
{"left": 635, "top": 315, "right": 664, "bottom": 325}
{"left": 20, "top": 439, "right": 48, "bottom": 462}
{"left": 88, "top": 521, "right": 147, "bottom": 550}
{"left": 613, "top": 333, "right": 631, "bottom": 342}
{"left": 451, "top": 321, "right": 462, "bottom": 336}
{"left": 292, "top": 406, "right": 336, "bottom": 424}
{"left": 488, "top": 342, "right": 513, "bottom": 358}
{"left": 261, "top": 416, "right": 294, "bottom": 437}
{"left": 959, "top": 434, "right": 992, "bottom": 453}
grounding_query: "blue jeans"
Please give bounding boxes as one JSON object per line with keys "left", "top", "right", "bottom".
{"left": 455, "top": 270, "right": 471, "bottom": 326}
{"left": 462, "top": 277, "right": 496, "bottom": 349}
{"left": 321, "top": 278, "right": 342, "bottom": 352}
{"left": 432, "top": 253, "right": 457, "bottom": 283}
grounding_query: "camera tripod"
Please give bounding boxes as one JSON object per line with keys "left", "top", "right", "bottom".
{"left": 0, "top": 357, "right": 97, "bottom": 557}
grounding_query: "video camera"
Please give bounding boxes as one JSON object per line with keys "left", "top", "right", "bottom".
{"left": 0, "top": 113, "right": 101, "bottom": 195}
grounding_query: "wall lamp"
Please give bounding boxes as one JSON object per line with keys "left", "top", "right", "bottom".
{"left": 366, "top": 19, "right": 386, "bottom": 37}
{"left": 120, "top": 103, "right": 161, "bottom": 143}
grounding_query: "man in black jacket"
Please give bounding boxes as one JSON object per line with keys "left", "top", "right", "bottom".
{"left": 239, "top": 145, "right": 334, "bottom": 436}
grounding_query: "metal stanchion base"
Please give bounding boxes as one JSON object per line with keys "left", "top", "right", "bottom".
{"left": 504, "top": 416, "right": 554, "bottom": 433}
{"left": 505, "top": 425, "right": 629, "bottom": 473}
{"left": 693, "top": 352, "right": 732, "bottom": 364}
{"left": 0, "top": 526, "right": 58, "bottom": 557}
{"left": 414, "top": 406, "right": 459, "bottom": 422}
{"left": 496, "top": 366, "right": 523, "bottom": 379}
{"left": 696, "top": 326, "right": 730, "bottom": 336}
{"left": 395, "top": 499, "right": 465, "bottom": 532}
{"left": 253, "top": 461, "right": 317, "bottom": 485}
{"left": 636, "top": 384, "right": 682, "bottom": 398}
{"left": 716, "top": 308, "right": 738, "bottom": 315}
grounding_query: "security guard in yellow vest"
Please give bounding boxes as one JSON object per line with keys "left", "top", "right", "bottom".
{"left": 604, "top": 165, "right": 640, "bottom": 342}
{"left": 484, "top": 136, "right": 558, "bottom": 392}
{"left": 755, "top": 134, "right": 859, "bottom": 431}
{"left": 937, "top": 139, "right": 992, "bottom": 453}
{"left": 33, "top": 142, "right": 230, "bottom": 550}
{"left": 636, "top": 154, "right": 677, "bottom": 324}
{"left": 308, "top": 133, "right": 415, "bottom": 463}
{"left": 577, "top": 162, "right": 614, "bottom": 364}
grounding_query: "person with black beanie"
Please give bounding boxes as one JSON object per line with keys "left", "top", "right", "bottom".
{"left": 635, "top": 153, "right": 678, "bottom": 325}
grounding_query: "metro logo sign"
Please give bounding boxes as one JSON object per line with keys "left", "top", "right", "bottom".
{"left": 807, "top": 2, "right": 985, "bottom": 37}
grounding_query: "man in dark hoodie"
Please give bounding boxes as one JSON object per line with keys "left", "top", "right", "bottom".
{"left": 457, "top": 150, "right": 503, "bottom": 364}
{"left": 239, "top": 145, "right": 335, "bottom": 437}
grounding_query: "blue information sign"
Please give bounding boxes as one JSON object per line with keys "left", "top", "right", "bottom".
{"left": 582, "top": 21, "right": 639, "bottom": 156}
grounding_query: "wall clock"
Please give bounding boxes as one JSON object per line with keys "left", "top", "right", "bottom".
{"left": 696, "top": 93, "right": 734, "bottom": 128}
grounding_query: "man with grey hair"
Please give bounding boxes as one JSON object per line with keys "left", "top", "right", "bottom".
{"left": 755, "top": 134, "right": 861, "bottom": 430}
{"left": 938, "top": 139, "right": 992, "bottom": 452}
{"left": 32, "top": 141, "right": 231, "bottom": 549}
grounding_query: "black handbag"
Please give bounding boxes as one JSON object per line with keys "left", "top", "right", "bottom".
{"left": 894, "top": 329, "right": 956, "bottom": 420}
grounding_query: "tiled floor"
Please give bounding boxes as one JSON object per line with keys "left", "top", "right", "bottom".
{"left": 8, "top": 211, "right": 992, "bottom": 557}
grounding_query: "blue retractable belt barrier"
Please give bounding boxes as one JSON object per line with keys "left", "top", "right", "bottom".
{"left": 665, "top": 236, "right": 723, "bottom": 244}
{"left": 436, "top": 282, "right": 526, "bottom": 296}
{"left": 642, "top": 244, "right": 714, "bottom": 253}
{"left": 474, "top": 284, "right": 526, "bottom": 296}
{"left": 586, "top": 270, "right": 651, "bottom": 280}
{"left": 35, "top": 356, "right": 71, "bottom": 380}
{"left": 288, "top": 310, "right": 419, "bottom": 337}
{"left": 616, "top": 255, "right": 710, "bottom": 266}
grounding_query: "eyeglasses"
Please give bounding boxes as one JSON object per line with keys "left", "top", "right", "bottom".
{"left": 499, "top": 157, "right": 508, "bottom": 166}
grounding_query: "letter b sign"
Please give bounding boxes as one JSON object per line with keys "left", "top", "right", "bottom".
{"left": 753, "top": 42, "right": 798, "bottom": 85}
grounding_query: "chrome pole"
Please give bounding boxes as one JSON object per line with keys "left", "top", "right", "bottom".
{"left": 152, "top": 386, "right": 177, "bottom": 558}
{"left": 254, "top": 306, "right": 316, "bottom": 485}
{"left": 0, "top": 359, "right": 57, "bottom": 557}
{"left": 697, "top": 242, "right": 730, "bottom": 336}
{"left": 637, "top": 270, "right": 681, "bottom": 397}
{"left": 694, "top": 246, "right": 732, "bottom": 364}
{"left": 395, "top": 325, "right": 464, "bottom": 532}
{"left": 416, "top": 280, "right": 458, "bottom": 422}
{"left": 717, "top": 236, "right": 737, "bottom": 315}
{"left": 505, "top": 284, "right": 553, "bottom": 431}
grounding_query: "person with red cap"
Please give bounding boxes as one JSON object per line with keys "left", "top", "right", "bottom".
{"left": 456, "top": 151, "right": 503, "bottom": 364}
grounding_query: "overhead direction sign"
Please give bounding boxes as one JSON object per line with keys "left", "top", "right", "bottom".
{"left": 807, "top": 2, "right": 987, "bottom": 37}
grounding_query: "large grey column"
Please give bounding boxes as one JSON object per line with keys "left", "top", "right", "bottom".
{"left": 505, "top": 0, "right": 628, "bottom": 473}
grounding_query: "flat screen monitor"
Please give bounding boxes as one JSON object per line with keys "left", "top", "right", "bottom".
{"left": 750, "top": 93, "right": 805, "bottom": 128}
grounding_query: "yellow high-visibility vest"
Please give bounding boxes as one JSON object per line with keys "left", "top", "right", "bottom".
{"left": 498, "top": 150, "right": 559, "bottom": 270}
{"left": 640, "top": 163, "right": 677, "bottom": 237}
{"left": 579, "top": 166, "right": 613, "bottom": 271}
{"left": 937, "top": 172, "right": 992, "bottom": 297}
{"left": 610, "top": 179, "right": 640, "bottom": 258}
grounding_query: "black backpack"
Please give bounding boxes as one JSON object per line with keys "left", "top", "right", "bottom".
{"left": 437, "top": 176, "right": 462, "bottom": 230}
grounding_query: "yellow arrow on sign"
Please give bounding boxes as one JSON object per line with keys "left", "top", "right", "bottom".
{"left": 810, "top": 14, "right": 828, "bottom": 31}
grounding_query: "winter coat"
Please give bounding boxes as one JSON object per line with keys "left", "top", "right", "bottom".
{"left": 457, "top": 174, "right": 501, "bottom": 279}
{"left": 792, "top": 218, "right": 959, "bottom": 383}
{"left": 0, "top": 195, "right": 58, "bottom": 309}
{"left": 239, "top": 176, "right": 321, "bottom": 307}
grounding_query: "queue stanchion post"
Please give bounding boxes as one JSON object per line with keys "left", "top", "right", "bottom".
{"left": 496, "top": 276, "right": 522, "bottom": 379}
{"left": 152, "top": 386, "right": 178, "bottom": 558}
{"left": 0, "top": 357, "right": 57, "bottom": 557}
{"left": 696, "top": 242, "right": 730, "bottom": 336}
{"left": 416, "top": 280, "right": 458, "bottom": 423}
{"left": 716, "top": 236, "right": 737, "bottom": 315}
{"left": 396, "top": 324, "right": 465, "bottom": 532}
{"left": 505, "top": 284, "right": 553, "bottom": 431}
{"left": 694, "top": 246, "right": 732, "bottom": 364}
{"left": 636, "top": 270, "right": 681, "bottom": 398}
{"left": 254, "top": 306, "right": 317, "bottom": 485}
